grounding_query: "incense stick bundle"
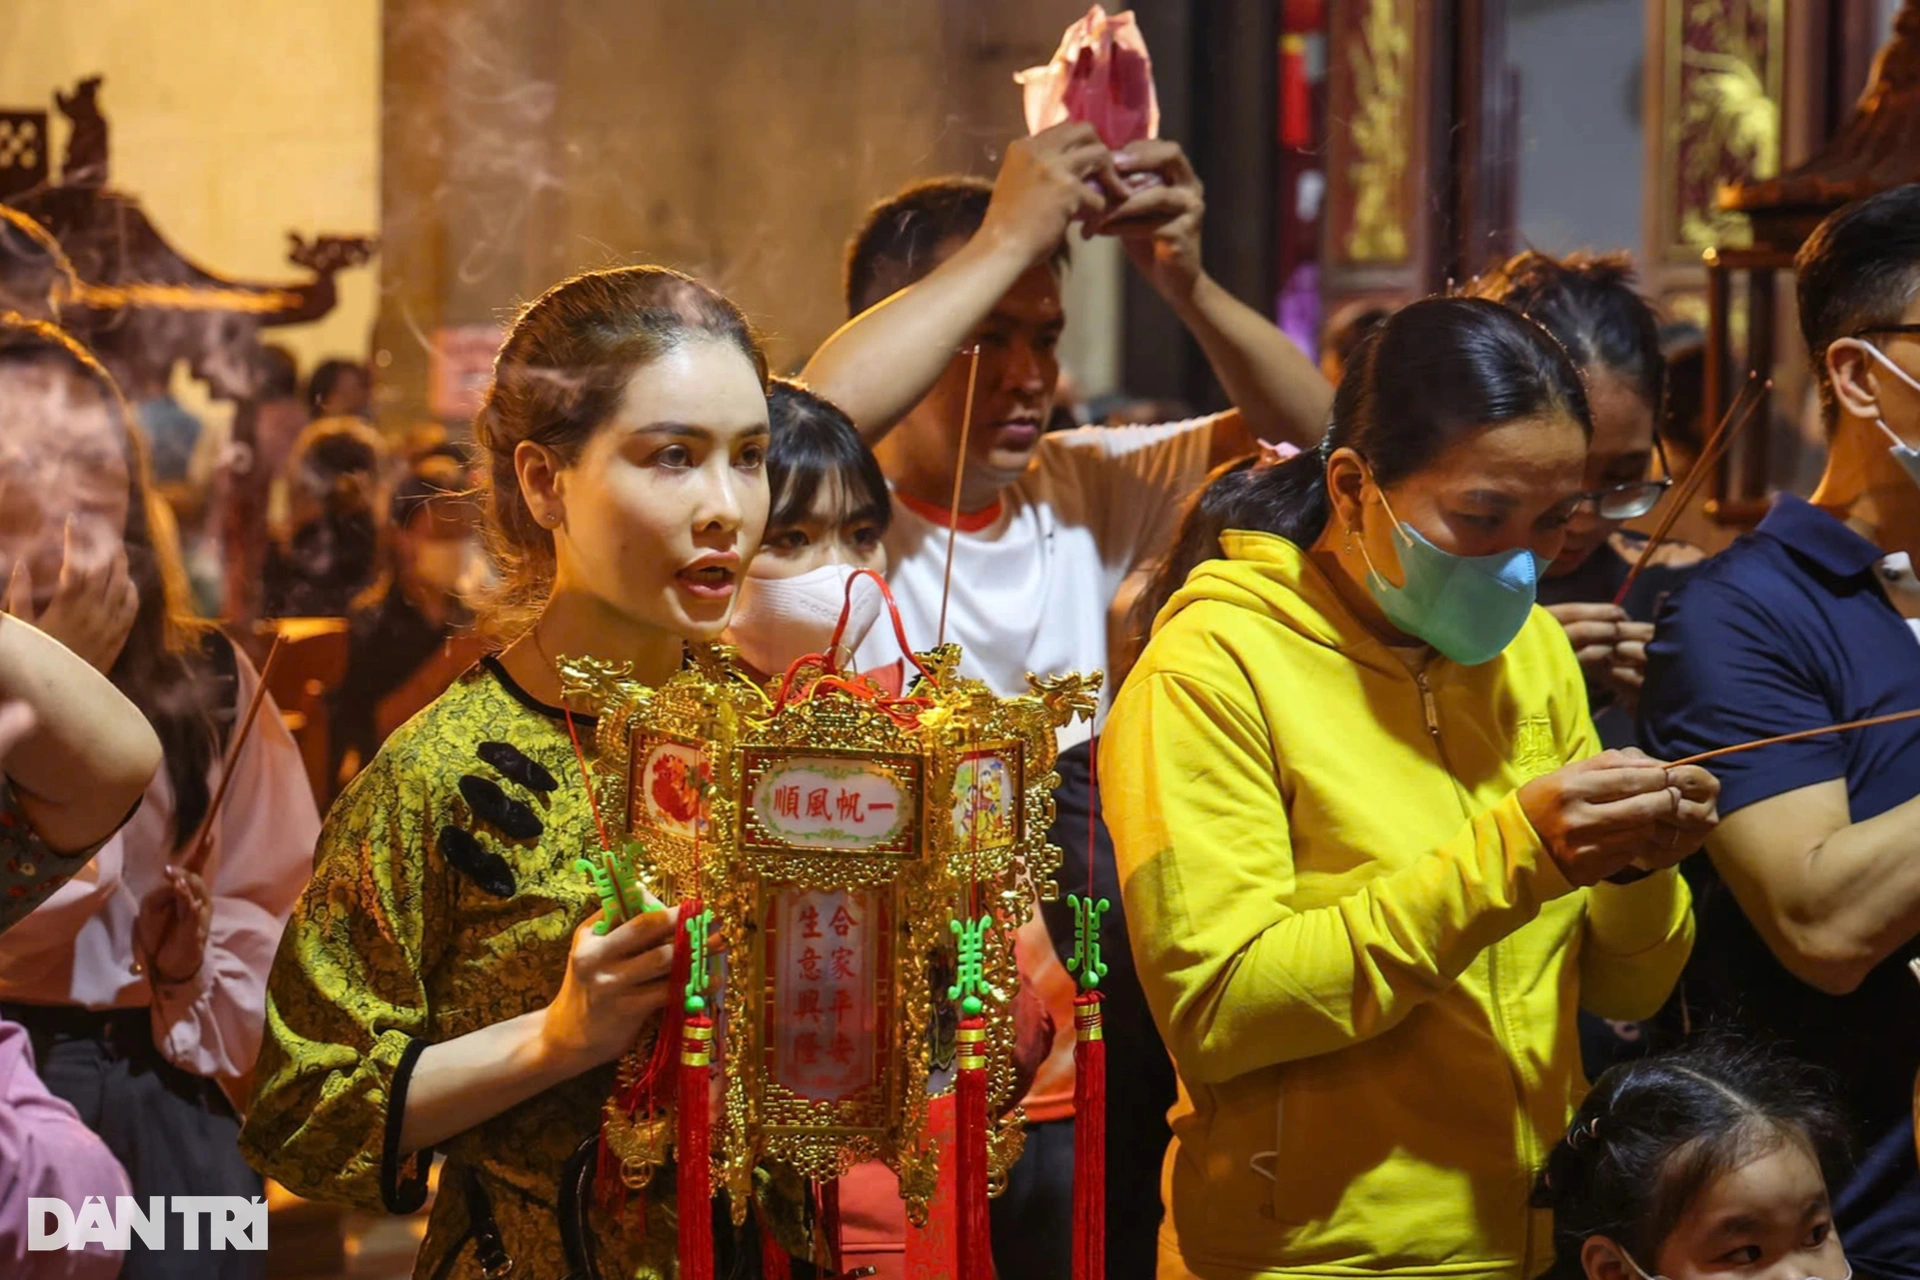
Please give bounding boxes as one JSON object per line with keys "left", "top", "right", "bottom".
{"left": 178, "top": 631, "right": 285, "bottom": 877}
{"left": 1614, "top": 375, "right": 1768, "bottom": 606}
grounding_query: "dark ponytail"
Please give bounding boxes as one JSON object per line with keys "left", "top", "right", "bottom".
{"left": 1119, "top": 454, "right": 1268, "bottom": 680}
{"left": 1532, "top": 1038, "right": 1852, "bottom": 1278}
{"left": 1127, "top": 296, "right": 1590, "bottom": 639}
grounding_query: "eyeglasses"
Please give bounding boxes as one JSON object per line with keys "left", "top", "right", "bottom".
{"left": 1851, "top": 324, "right": 1920, "bottom": 339}
{"left": 1567, "top": 434, "right": 1674, "bottom": 521}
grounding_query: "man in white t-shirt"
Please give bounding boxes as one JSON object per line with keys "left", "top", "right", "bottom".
{"left": 804, "top": 122, "right": 1331, "bottom": 1280}
{"left": 808, "top": 122, "right": 1328, "bottom": 717}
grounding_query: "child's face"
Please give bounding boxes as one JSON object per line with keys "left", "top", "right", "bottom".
{"left": 751, "top": 474, "right": 887, "bottom": 582}
{"left": 1591, "top": 1142, "right": 1847, "bottom": 1280}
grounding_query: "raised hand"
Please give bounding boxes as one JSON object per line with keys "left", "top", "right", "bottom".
{"left": 1098, "top": 139, "right": 1206, "bottom": 300}
{"left": 979, "top": 122, "right": 1127, "bottom": 267}
{"left": 4, "top": 518, "right": 138, "bottom": 674}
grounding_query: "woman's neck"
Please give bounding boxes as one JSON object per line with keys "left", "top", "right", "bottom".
{"left": 498, "top": 588, "right": 685, "bottom": 711}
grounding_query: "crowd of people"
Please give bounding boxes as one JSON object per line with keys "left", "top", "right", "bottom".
{"left": 0, "top": 116, "right": 1915, "bottom": 1280}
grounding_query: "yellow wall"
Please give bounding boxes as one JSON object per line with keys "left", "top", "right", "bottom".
{"left": 0, "top": 0, "right": 380, "bottom": 385}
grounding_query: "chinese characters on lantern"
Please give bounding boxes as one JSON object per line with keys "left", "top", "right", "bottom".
{"left": 747, "top": 754, "right": 916, "bottom": 854}
{"left": 772, "top": 887, "right": 882, "bottom": 1102}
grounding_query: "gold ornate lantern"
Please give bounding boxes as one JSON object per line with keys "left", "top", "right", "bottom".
{"left": 560, "top": 638, "right": 1097, "bottom": 1229}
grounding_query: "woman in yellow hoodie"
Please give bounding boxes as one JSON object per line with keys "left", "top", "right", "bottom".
{"left": 1102, "top": 297, "right": 1721, "bottom": 1280}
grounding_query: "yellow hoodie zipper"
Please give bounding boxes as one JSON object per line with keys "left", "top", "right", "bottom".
{"left": 1415, "top": 670, "right": 1441, "bottom": 740}
{"left": 1416, "top": 662, "right": 1537, "bottom": 1264}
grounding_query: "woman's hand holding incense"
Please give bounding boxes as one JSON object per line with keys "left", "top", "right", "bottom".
{"left": 1601, "top": 621, "right": 1654, "bottom": 703}
{"left": 134, "top": 865, "right": 212, "bottom": 984}
{"left": 1643, "top": 757, "right": 1719, "bottom": 867}
{"left": 1519, "top": 749, "right": 1719, "bottom": 886}
{"left": 539, "top": 905, "right": 681, "bottom": 1074}
{"left": 1547, "top": 603, "right": 1656, "bottom": 710}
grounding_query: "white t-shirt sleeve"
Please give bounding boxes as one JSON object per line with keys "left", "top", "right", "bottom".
{"left": 1036, "top": 414, "right": 1223, "bottom": 573}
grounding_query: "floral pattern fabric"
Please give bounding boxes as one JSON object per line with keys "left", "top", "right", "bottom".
{"left": 239, "top": 659, "right": 681, "bottom": 1280}
{"left": 0, "top": 781, "right": 101, "bottom": 937}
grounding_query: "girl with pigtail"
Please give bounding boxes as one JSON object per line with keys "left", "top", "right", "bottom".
{"left": 1534, "top": 1039, "right": 1853, "bottom": 1280}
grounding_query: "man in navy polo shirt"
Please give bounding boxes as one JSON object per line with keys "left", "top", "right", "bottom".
{"left": 1642, "top": 184, "right": 1920, "bottom": 1279}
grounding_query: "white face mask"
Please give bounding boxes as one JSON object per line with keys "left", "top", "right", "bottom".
{"left": 726, "top": 563, "right": 883, "bottom": 675}
{"left": 1853, "top": 342, "right": 1920, "bottom": 488}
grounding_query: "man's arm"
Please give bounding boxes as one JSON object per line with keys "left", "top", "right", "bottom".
{"left": 1101, "top": 141, "right": 1332, "bottom": 452}
{"left": 1706, "top": 782, "right": 1920, "bottom": 995}
{"left": 802, "top": 123, "right": 1121, "bottom": 445}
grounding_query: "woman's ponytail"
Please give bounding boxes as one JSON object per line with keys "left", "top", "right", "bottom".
{"left": 1250, "top": 442, "right": 1333, "bottom": 546}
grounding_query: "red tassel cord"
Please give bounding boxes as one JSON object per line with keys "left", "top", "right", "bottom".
{"left": 1068, "top": 892, "right": 1110, "bottom": 1280}
{"left": 677, "top": 906, "right": 717, "bottom": 1280}
{"left": 904, "top": 1092, "right": 959, "bottom": 1280}
{"left": 595, "top": 897, "right": 696, "bottom": 1219}
{"left": 955, "top": 1018, "right": 992, "bottom": 1280}
{"left": 1072, "top": 992, "right": 1107, "bottom": 1280}
{"left": 677, "top": 1014, "right": 716, "bottom": 1280}
{"left": 758, "top": 1211, "right": 793, "bottom": 1280}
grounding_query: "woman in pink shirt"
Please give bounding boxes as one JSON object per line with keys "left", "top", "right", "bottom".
{"left": 0, "top": 317, "right": 318, "bottom": 1280}
{"left": 0, "top": 550, "right": 164, "bottom": 1277}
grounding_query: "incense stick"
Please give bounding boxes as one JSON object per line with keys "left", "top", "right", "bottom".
{"left": 936, "top": 344, "right": 983, "bottom": 648}
{"left": 1614, "top": 375, "right": 1767, "bottom": 606}
{"left": 1671, "top": 706, "right": 1920, "bottom": 768}
{"left": 178, "top": 631, "right": 285, "bottom": 876}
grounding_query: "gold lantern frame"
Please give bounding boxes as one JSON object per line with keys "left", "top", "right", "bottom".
{"left": 560, "top": 643, "right": 1097, "bottom": 1224}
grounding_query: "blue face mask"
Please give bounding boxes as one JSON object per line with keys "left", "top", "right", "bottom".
{"left": 1356, "top": 482, "right": 1540, "bottom": 666}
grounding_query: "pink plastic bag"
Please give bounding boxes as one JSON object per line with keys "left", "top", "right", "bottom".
{"left": 1014, "top": 6, "right": 1160, "bottom": 151}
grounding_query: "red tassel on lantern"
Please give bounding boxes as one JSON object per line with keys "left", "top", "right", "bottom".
{"left": 677, "top": 1013, "right": 715, "bottom": 1280}
{"left": 955, "top": 1017, "right": 992, "bottom": 1280}
{"left": 1072, "top": 991, "right": 1107, "bottom": 1280}
{"left": 758, "top": 1212, "right": 793, "bottom": 1280}
{"left": 905, "top": 1092, "right": 959, "bottom": 1280}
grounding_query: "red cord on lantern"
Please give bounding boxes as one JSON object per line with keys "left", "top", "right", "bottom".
{"left": 954, "top": 1018, "right": 993, "bottom": 1280}
{"left": 1073, "top": 735, "right": 1107, "bottom": 1280}
{"left": 758, "top": 1212, "right": 793, "bottom": 1280}
{"left": 770, "top": 568, "right": 944, "bottom": 725}
{"left": 563, "top": 708, "right": 614, "bottom": 854}
{"left": 1071, "top": 991, "right": 1107, "bottom": 1280}
{"left": 677, "top": 1008, "right": 716, "bottom": 1280}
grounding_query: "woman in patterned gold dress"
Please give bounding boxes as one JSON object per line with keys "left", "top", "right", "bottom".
{"left": 240, "top": 267, "right": 776, "bottom": 1279}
